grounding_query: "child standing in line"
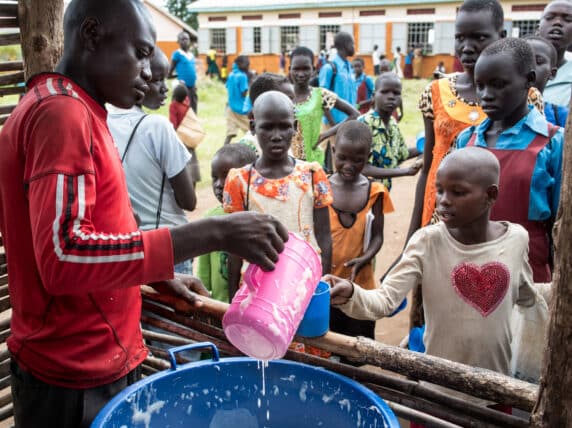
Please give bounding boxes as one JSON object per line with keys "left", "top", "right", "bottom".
{"left": 525, "top": 35, "right": 569, "bottom": 127}
{"left": 224, "top": 91, "right": 333, "bottom": 297}
{"left": 326, "top": 147, "right": 537, "bottom": 383}
{"left": 224, "top": 55, "right": 252, "bottom": 145}
{"left": 408, "top": 0, "right": 545, "bottom": 237}
{"left": 196, "top": 144, "right": 257, "bottom": 303}
{"left": 457, "top": 38, "right": 564, "bottom": 283}
{"left": 328, "top": 120, "right": 394, "bottom": 339}
{"left": 236, "top": 72, "right": 295, "bottom": 156}
{"left": 353, "top": 57, "right": 375, "bottom": 114}
{"left": 289, "top": 46, "right": 359, "bottom": 166}
{"left": 358, "top": 73, "right": 421, "bottom": 191}
{"left": 168, "top": 82, "right": 201, "bottom": 186}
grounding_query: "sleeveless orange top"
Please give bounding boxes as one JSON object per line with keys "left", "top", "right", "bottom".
{"left": 421, "top": 77, "right": 487, "bottom": 225}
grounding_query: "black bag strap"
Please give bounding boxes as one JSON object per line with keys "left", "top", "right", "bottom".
{"left": 328, "top": 61, "right": 337, "bottom": 91}
{"left": 121, "top": 114, "right": 147, "bottom": 163}
{"left": 155, "top": 173, "right": 166, "bottom": 229}
{"left": 120, "top": 114, "right": 165, "bottom": 230}
{"left": 552, "top": 103, "right": 559, "bottom": 126}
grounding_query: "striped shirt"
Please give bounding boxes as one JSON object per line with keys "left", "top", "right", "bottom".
{"left": 0, "top": 73, "right": 173, "bottom": 388}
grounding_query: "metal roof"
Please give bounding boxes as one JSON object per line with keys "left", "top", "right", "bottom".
{"left": 189, "top": 0, "right": 458, "bottom": 13}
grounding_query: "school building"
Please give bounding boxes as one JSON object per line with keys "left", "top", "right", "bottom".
{"left": 188, "top": 0, "right": 548, "bottom": 78}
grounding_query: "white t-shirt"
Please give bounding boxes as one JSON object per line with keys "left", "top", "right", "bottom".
{"left": 337, "top": 222, "right": 536, "bottom": 375}
{"left": 372, "top": 47, "right": 381, "bottom": 66}
{"left": 107, "top": 106, "right": 191, "bottom": 230}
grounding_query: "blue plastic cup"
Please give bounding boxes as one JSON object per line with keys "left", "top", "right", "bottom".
{"left": 296, "top": 281, "right": 330, "bottom": 337}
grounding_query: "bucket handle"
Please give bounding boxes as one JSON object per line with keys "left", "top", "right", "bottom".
{"left": 167, "top": 342, "right": 220, "bottom": 370}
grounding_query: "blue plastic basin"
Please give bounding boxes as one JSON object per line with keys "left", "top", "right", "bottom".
{"left": 92, "top": 342, "right": 399, "bottom": 428}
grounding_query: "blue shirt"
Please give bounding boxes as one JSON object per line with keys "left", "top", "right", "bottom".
{"left": 226, "top": 64, "right": 251, "bottom": 115}
{"left": 544, "top": 101, "right": 569, "bottom": 128}
{"left": 171, "top": 49, "right": 197, "bottom": 88}
{"left": 318, "top": 54, "right": 355, "bottom": 124}
{"left": 456, "top": 107, "right": 564, "bottom": 221}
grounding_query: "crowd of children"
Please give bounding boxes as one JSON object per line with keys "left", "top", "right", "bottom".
{"left": 2, "top": 0, "right": 569, "bottom": 424}
{"left": 178, "top": 0, "right": 569, "bottom": 406}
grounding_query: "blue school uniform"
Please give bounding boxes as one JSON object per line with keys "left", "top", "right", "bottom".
{"left": 544, "top": 101, "right": 569, "bottom": 128}
{"left": 171, "top": 49, "right": 197, "bottom": 88}
{"left": 457, "top": 106, "right": 564, "bottom": 282}
{"left": 319, "top": 53, "right": 355, "bottom": 124}
{"left": 226, "top": 63, "right": 251, "bottom": 115}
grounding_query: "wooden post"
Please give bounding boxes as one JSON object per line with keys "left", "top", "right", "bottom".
{"left": 18, "top": 0, "right": 63, "bottom": 79}
{"left": 530, "top": 99, "right": 572, "bottom": 426}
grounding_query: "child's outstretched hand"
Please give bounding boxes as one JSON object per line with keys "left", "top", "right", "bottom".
{"left": 149, "top": 274, "right": 211, "bottom": 308}
{"left": 345, "top": 256, "right": 369, "bottom": 282}
{"left": 322, "top": 274, "right": 354, "bottom": 305}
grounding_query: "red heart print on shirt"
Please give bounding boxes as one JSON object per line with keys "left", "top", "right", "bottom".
{"left": 451, "top": 262, "right": 510, "bottom": 317}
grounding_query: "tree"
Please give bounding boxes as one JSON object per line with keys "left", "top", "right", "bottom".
{"left": 18, "top": 0, "right": 64, "bottom": 78}
{"left": 166, "top": 0, "right": 198, "bottom": 31}
{"left": 530, "top": 97, "right": 572, "bottom": 427}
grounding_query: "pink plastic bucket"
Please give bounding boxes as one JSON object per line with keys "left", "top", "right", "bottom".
{"left": 222, "top": 232, "right": 322, "bottom": 360}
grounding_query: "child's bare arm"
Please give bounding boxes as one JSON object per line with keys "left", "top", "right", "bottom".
{"left": 362, "top": 162, "right": 420, "bottom": 179}
{"left": 314, "top": 206, "right": 332, "bottom": 274}
{"left": 345, "top": 195, "right": 384, "bottom": 281}
{"left": 228, "top": 254, "right": 243, "bottom": 300}
{"left": 170, "top": 162, "right": 196, "bottom": 211}
{"left": 334, "top": 98, "right": 360, "bottom": 120}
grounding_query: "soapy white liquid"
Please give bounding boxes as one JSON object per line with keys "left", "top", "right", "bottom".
{"left": 131, "top": 400, "right": 165, "bottom": 428}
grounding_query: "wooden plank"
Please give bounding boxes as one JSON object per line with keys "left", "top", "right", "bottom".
{"left": 0, "top": 2, "right": 17, "bottom": 18}
{"left": 0, "top": 71, "right": 24, "bottom": 86}
{"left": 0, "top": 86, "right": 25, "bottom": 96}
{"left": 0, "top": 18, "right": 18, "bottom": 28}
{"left": 0, "top": 403, "right": 12, "bottom": 422}
{"left": 0, "top": 297, "right": 10, "bottom": 313}
{"left": 0, "top": 359, "right": 10, "bottom": 379}
{"left": 0, "top": 61, "right": 22, "bottom": 72}
{"left": 0, "top": 33, "right": 20, "bottom": 47}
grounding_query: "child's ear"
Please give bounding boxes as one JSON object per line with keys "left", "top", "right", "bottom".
{"left": 79, "top": 17, "right": 102, "bottom": 52}
{"left": 549, "top": 66, "right": 558, "bottom": 81}
{"left": 486, "top": 184, "right": 499, "bottom": 206}
{"left": 499, "top": 29, "right": 507, "bottom": 39}
{"left": 249, "top": 118, "right": 256, "bottom": 135}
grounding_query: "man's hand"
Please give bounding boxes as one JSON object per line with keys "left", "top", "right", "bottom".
{"left": 223, "top": 212, "right": 289, "bottom": 271}
{"left": 149, "top": 274, "right": 210, "bottom": 308}
{"left": 322, "top": 274, "right": 354, "bottom": 305}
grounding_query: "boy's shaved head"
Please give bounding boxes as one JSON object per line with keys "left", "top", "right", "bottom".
{"left": 64, "top": 0, "right": 153, "bottom": 41}
{"left": 480, "top": 37, "right": 535, "bottom": 77}
{"left": 252, "top": 91, "right": 294, "bottom": 120}
{"left": 336, "top": 120, "right": 372, "bottom": 151}
{"left": 249, "top": 72, "right": 291, "bottom": 104}
{"left": 375, "top": 72, "right": 401, "bottom": 89}
{"left": 439, "top": 147, "right": 500, "bottom": 187}
{"left": 459, "top": 0, "right": 504, "bottom": 31}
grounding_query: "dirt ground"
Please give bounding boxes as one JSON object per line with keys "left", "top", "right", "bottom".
{"left": 187, "top": 158, "right": 420, "bottom": 348}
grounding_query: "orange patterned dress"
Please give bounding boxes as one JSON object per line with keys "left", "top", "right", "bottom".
{"left": 418, "top": 74, "right": 543, "bottom": 226}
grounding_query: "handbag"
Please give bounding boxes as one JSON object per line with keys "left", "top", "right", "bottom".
{"left": 176, "top": 107, "right": 205, "bottom": 149}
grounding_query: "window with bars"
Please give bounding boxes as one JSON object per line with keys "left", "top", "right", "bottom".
{"left": 407, "top": 22, "right": 434, "bottom": 54}
{"left": 280, "top": 26, "right": 299, "bottom": 53}
{"left": 512, "top": 20, "right": 539, "bottom": 38}
{"left": 210, "top": 29, "right": 226, "bottom": 53}
{"left": 253, "top": 27, "right": 262, "bottom": 53}
{"left": 320, "top": 25, "right": 340, "bottom": 52}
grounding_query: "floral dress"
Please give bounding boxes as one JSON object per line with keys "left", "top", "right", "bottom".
{"left": 223, "top": 160, "right": 333, "bottom": 251}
